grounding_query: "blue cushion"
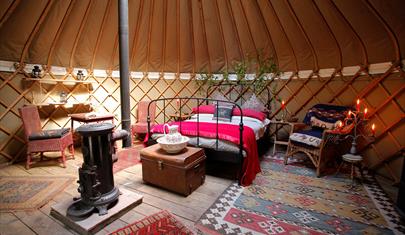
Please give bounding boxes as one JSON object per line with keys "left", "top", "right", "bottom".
{"left": 29, "top": 128, "right": 70, "bottom": 140}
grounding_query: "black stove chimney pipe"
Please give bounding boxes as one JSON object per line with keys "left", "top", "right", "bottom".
{"left": 118, "top": 0, "right": 131, "bottom": 147}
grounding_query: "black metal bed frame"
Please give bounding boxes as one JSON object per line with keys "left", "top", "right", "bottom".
{"left": 145, "top": 83, "right": 272, "bottom": 182}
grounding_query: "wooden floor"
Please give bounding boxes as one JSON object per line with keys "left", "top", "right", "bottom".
{"left": 0, "top": 148, "right": 233, "bottom": 235}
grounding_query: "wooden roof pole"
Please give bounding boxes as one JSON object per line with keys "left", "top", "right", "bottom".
{"left": 118, "top": 0, "right": 131, "bottom": 147}
{"left": 128, "top": 0, "right": 144, "bottom": 71}
{"left": 176, "top": 0, "right": 181, "bottom": 73}
{"left": 330, "top": 1, "right": 368, "bottom": 66}
{"left": 214, "top": 0, "right": 229, "bottom": 70}
{"left": 253, "top": 0, "right": 278, "bottom": 68}
{"left": 198, "top": 0, "right": 212, "bottom": 73}
{"left": 90, "top": 0, "right": 112, "bottom": 70}
{"left": 285, "top": 0, "right": 318, "bottom": 72}
{"left": 187, "top": 0, "right": 196, "bottom": 74}
{"left": 364, "top": 0, "right": 401, "bottom": 62}
{"left": 19, "top": 0, "right": 54, "bottom": 64}
{"left": 46, "top": 0, "right": 75, "bottom": 68}
{"left": 266, "top": 0, "right": 298, "bottom": 71}
{"left": 313, "top": 0, "right": 343, "bottom": 70}
{"left": 238, "top": 0, "right": 259, "bottom": 62}
{"left": 68, "top": 0, "right": 93, "bottom": 69}
{"left": 225, "top": 0, "right": 244, "bottom": 61}
{"left": 0, "top": 0, "right": 21, "bottom": 30}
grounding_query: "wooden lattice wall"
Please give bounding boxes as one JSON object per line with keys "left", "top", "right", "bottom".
{"left": 0, "top": 65, "right": 403, "bottom": 184}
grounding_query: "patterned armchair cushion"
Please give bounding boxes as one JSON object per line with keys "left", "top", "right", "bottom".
{"left": 289, "top": 129, "right": 323, "bottom": 147}
{"left": 303, "top": 104, "right": 350, "bottom": 129}
{"left": 29, "top": 128, "right": 70, "bottom": 140}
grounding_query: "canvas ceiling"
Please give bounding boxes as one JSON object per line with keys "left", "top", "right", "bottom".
{"left": 0, "top": 0, "right": 404, "bottom": 73}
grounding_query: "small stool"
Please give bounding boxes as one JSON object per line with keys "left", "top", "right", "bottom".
{"left": 336, "top": 154, "right": 363, "bottom": 183}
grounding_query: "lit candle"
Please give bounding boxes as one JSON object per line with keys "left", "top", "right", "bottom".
{"left": 176, "top": 98, "right": 180, "bottom": 107}
{"left": 281, "top": 100, "right": 285, "bottom": 110}
{"left": 371, "top": 124, "right": 375, "bottom": 136}
{"left": 364, "top": 108, "right": 368, "bottom": 119}
{"left": 356, "top": 99, "right": 360, "bottom": 111}
{"left": 348, "top": 110, "right": 352, "bottom": 118}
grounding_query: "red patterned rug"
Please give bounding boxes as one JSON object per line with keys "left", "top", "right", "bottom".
{"left": 113, "top": 147, "right": 141, "bottom": 173}
{"left": 109, "top": 210, "right": 193, "bottom": 235}
{"left": 196, "top": 155, "right": 404, "bottom": 234}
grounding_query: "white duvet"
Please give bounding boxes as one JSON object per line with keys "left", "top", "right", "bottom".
{"left": 152, "top": 113, "right": 269, "bottom": 154}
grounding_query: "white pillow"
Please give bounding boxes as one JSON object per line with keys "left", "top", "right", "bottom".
{"left": 242, "top": 94, "right": 267, "bottom": 112}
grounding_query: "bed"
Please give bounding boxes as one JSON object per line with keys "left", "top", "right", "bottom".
{"left": 145, "top": 85, "right": 272, "bottom": 186}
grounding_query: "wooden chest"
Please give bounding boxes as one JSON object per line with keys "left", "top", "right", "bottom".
{"left": 140, "top": 145, "right": 206, "bottom": 196}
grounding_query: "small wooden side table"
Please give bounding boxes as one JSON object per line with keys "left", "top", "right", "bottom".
{"left": 69, "top": 113, "right": 115, "bottom": 130}
{"left": 269, "top": 120, "right": 295, "bottom": 155}
{"left": 336, "top": 153, "right": 363, "bottom": 183}
{"left": 169, "top": 112, "right": 192, "bottom": 121}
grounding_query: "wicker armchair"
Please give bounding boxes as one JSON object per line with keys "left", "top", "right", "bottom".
{"left": 19, "top": 105, "right": 74, "bottom": 169}
{"left": 285, "top": 104, "right": 353, "bottom": 177}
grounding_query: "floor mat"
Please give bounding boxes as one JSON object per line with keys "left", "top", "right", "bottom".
{"left": 113, "top": 147, "right": 141, "bottom": 173}
{"left": 196, "top": 155, "right": 404, "bottom": 234}
{"left": 0, "top": 176, "right": 73, "bottom": 211}
{"left": 109, "top": 210, "right": 193, "bottom": 235}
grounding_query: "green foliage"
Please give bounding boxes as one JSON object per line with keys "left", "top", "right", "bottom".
{"left": 195, "top": 53, "right": 281, "bottom": 99}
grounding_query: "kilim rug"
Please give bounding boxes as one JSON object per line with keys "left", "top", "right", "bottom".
{"left": 196, "top": 155, "right": 405, "bottom": 234}
{"left": 0, "top": 176, "right": 74, "bottom": 211}
{"left": 113, "top": 147, "right": 141, "bottom": 173}
{"left": 109, "top": 210, "right": 193, "bottom": 235}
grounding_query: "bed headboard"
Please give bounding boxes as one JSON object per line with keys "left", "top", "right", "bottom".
{"left": 205, "top": 82, "right": 272, "bottom": 114}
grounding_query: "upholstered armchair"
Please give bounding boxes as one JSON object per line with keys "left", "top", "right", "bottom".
{"left": 19, "top": 105, "right": 74, "bottom": 169}
{"left": 131, "top": 101, "right": 156, "bottom": 140}
{"left": 285, "top": 104, "right": 353, "bottom": 177}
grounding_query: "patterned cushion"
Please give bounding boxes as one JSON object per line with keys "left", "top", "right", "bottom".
{"left": 29, "top": 128, "right": 70, "bottom": 140}
{"left": 310, "top": 116, "right": 338, "bottom": 130}
{"left": 213, "top": 105, "right": 233, "bottom": 122}
{"left": 303, "top": 104, "right": 350, "bottom": 126}
{"left": 289, "top": 129, "right": 323, "bottom": 147}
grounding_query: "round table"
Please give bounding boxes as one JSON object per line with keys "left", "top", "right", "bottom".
{"left": 336, "top": 153, "right": 363, "bottom": 183}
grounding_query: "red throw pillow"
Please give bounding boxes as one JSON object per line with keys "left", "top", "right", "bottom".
{"left": 233, "top": 108, "right": 266, "bottom": 121}
{"left": 192, "top": 105, "right": 215, "bottom": 114}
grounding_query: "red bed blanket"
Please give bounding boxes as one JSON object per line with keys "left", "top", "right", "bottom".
{"left": 148, "top": 121, "right": 261, "bottom": 186}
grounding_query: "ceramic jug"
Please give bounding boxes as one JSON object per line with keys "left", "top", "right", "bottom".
{"left": 163, "top": 124, "right": 182, "bottom": 143}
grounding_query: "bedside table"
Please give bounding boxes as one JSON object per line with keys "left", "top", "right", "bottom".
{"left": 269, "top": 120, "right": 295, "bottom": 155}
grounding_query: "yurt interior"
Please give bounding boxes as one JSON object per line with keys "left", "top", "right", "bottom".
{"left": 0, "top": 0, "right": 404, "bottom": 234}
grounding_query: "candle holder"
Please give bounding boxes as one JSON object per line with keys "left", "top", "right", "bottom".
{"left": 341, "top": 105, "right": 375, "bottom": 155}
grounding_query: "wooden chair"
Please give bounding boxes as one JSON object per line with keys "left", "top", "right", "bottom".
{"left": 19, "top": 105, "right": 74, "bottom": 169}
{"left": 285, "top": 104, "right": 353, "bottom": 177}
{"left": 131, "top": 101, "right": 156, "bottom": 140}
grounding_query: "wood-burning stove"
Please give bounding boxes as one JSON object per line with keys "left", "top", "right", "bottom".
{"left": 67, "top": 123, "right": 128, "bottom": 219}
